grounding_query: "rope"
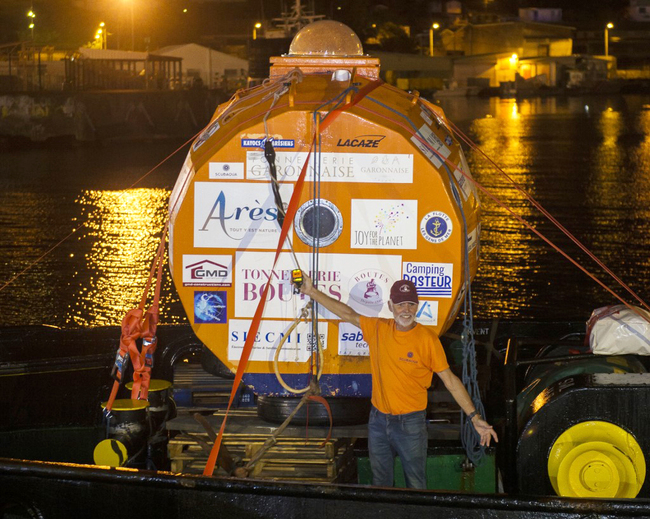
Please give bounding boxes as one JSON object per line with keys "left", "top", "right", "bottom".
{"left": 0, "top": 132, "right": 200, "bottom": 295}
{"left": 445, "top": 117, "right": 650, "bottom": 315}
{"left": 220, "top": 69, "right": 303, "bottom": 126}
{"left": 244, "top": 386, "right": 333, "bottom": 474}
{"left": 202, "top": 79, "right": 383, "bottom": 477}
{"left": 272, "top": 302, "right": 324, "bottom": 394}
{"left": 441, "top": 161, "right": 486, "bottom": 465}
{"left": 439, "top": 152, "right": 485, "bottom": 464}
{"left": 304, "top": 81, "right": 366, "bottom": 384}
{"left": 260, "top": 81, "right": 303, "bottom": 269}
{"left": 203, "top": 135, "right": 315, "bottom": 476}
{"left": 257, "top": 74, "right": 324, "bottom": 393}
{"left": 311, "top": 110, "right": 323, "bottom": 385}
{"left": 360, "top": 94, "right": 486, "bottom": 462}
{"left": 105, "top": 221, "right": 168, "bottom": 411}
{"left": 263, "top": 78, "right": 367, "bottom": 394}
{"left": 356, "top": 97, "right": 649, "bottom": 317}
{"left": 130, "top": 221, "right": 168, "bottom": 401}
{"left": 357, "top": 93, "right": 650, "bottom": 458}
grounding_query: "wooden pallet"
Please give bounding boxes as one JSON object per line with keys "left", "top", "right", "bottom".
{"left": 168, "top": 431, "right": 356, "bottom": 483}
{"left": 169, "top": 365, "right": 358, "bottom": 483}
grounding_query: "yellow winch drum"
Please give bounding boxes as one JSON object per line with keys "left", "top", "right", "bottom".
{"left": 548, "top": 421, "right": 645, "bottom": 498}
{"left": 517, "top": 372, "right": 650, "bottom": 498}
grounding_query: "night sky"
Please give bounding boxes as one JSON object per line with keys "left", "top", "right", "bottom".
{"left": 0, "top": 0, "right": 635, "bottom": 50}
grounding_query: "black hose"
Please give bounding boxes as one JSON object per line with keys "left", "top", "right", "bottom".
{"left": 264, "top": 140, "right": 286, "bottom": 229}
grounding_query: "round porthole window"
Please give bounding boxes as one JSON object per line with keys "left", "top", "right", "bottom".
{"left": 294, "top": 199, "right": 343, "bottom": 247}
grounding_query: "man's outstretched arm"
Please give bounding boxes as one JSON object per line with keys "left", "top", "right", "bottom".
{"left": 437, "top": 368, "right": 499, "bottom": 447}
{"left": 299, "top": 272, "right": 361, "bottom": 328}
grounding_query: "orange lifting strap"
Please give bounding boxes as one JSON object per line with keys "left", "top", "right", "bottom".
{"left": 203, "top": 79, "right": 382, "bottom": 476}
{"left": 105, "top": 222, "right": 168, "bottom": 412}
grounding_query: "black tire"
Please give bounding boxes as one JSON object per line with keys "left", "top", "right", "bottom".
{"left": 155, "top": 334, "right": 204, "bottom": 382}
{"left": 155, "top": 332, "right": 233, "bottom": 381}
{"left": 257, "top": 396, "right": 370, "bottom": 426}
{"left": 200, "top": 347, "right": 235, "bottom": 379}
{"left": 1, "top": 499, "right": 44, "bottom": 519}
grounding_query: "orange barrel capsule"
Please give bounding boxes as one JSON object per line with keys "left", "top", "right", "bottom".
{"left": 168, "top": 21, "right": 480, "bottom": 398}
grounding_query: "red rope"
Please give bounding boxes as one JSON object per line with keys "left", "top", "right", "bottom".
{"left": 446, "top": 116, "right": 650, "bottom": 314}
{"left": 107, "top": 222, "right": 169, "bottom": 407}
{"left": 352, "top": 101, "right": 650, "bottom": 318}
{"left": 203, "top": 137, "right": 314, "bottom": 476}
{"left": 131, "top": 221, "right": 169, "bottom": 401}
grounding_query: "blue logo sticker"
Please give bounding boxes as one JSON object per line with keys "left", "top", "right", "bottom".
{"left": 241, "top": 138, "right": 295, "bottom": 149}
{"left": 194, "top": 291, "right": 227, "bottom": 324}
{"left": 420, "top": 211, "right": 453, "bottom": 244}
{"left": 416, "top": 300, "right": 438, "bottom": 325}
{"left": 417, "top": 302, "right": 434, "bottom": 320}
{"left": 403, "top": 262, "right": 453, "bottom": 298}
{"left": 445, "top": 135, "right": 453, "bottom": 146}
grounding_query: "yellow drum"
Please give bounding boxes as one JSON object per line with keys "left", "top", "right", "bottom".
{"left": 548, "top": 421, "right": 646, "bottom": 498}
{"left": 168, "top": 21, "right": 480, "bottom": 397}
{"left": 94, "top": 399, "right": 150, "bottom": 467}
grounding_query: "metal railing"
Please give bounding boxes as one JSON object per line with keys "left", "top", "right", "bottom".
{"left": 1, "top": 43, "right": 183, "bottom": 93}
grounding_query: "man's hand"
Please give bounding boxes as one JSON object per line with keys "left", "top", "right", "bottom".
{"left": 471, "top": 416, "right": 498, "bottom": 447}
{"left": 298, "top": 271, "right": 315, "bottom": 297}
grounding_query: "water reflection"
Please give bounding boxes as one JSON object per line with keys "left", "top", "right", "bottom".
{"left": 69, "top": 188, "right": 171, "bottom": 327}
{"left": 2, "top": 97, "right": 650, "bottom": 326}
{"left": 438, "top": 95, "right": 650, "bottom": 320}
{"left": 0, "top": 190, "right": 74, "bottom": 326}
{"left": 0, "top": 139, "right": 186, "bottom": 328}
{"left": 463, "top": 99, "right": 541, "bottom": 318}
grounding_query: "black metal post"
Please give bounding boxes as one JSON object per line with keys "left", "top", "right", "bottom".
{"left": 502, "top": 337, "right": 519, "bottom": 494}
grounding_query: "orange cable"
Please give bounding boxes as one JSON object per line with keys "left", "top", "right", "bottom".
{"left": 202, "top": 79, "right": 383, "bottom": 476}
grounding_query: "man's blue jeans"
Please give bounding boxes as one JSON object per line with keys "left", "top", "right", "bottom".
{"left": 367, "top": 405, "right": 428, "bottom": 489}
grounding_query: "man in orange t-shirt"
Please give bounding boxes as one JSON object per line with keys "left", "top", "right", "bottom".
{"left": 299, "top": 275, "right": 497, "bottom": 489}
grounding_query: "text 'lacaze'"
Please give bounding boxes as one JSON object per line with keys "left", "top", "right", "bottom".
{"left": 336, "top": 137, "right": 383, "bottom": 148}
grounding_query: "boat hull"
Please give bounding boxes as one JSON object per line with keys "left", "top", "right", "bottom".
{"left": 4, "top": 457, "right": 650, "bottom": 519}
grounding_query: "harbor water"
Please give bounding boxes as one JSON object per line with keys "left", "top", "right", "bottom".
{"left": 1, "top": 94, "right": 650, "bottom": 328}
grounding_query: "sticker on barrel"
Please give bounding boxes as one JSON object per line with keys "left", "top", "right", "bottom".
{"left": 194, "top": 291, "right": 227, "bottom": 324}
{"left": 402, "top": 261, "right": 453, "bottom": 298}
{"left": 420, "top": 211, "right": 452, "bottom": 244}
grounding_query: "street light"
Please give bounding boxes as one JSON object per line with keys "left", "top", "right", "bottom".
{"left": 27, "top": 9, "right": 36, "bottom": 41}
{"left": 95, "top": 22, "right": 107, "bottom": 49}
{"left": 429, "top": 23, "right": 439, "bottom": 57}
{"left": 123, "top": 0, "right": 135, "bottom": 51}
{"left": 253, "top": 22, "right": 262, "bottom": 40}
{"left": 605, "top": 22, "right": 614, "bottom": 57}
